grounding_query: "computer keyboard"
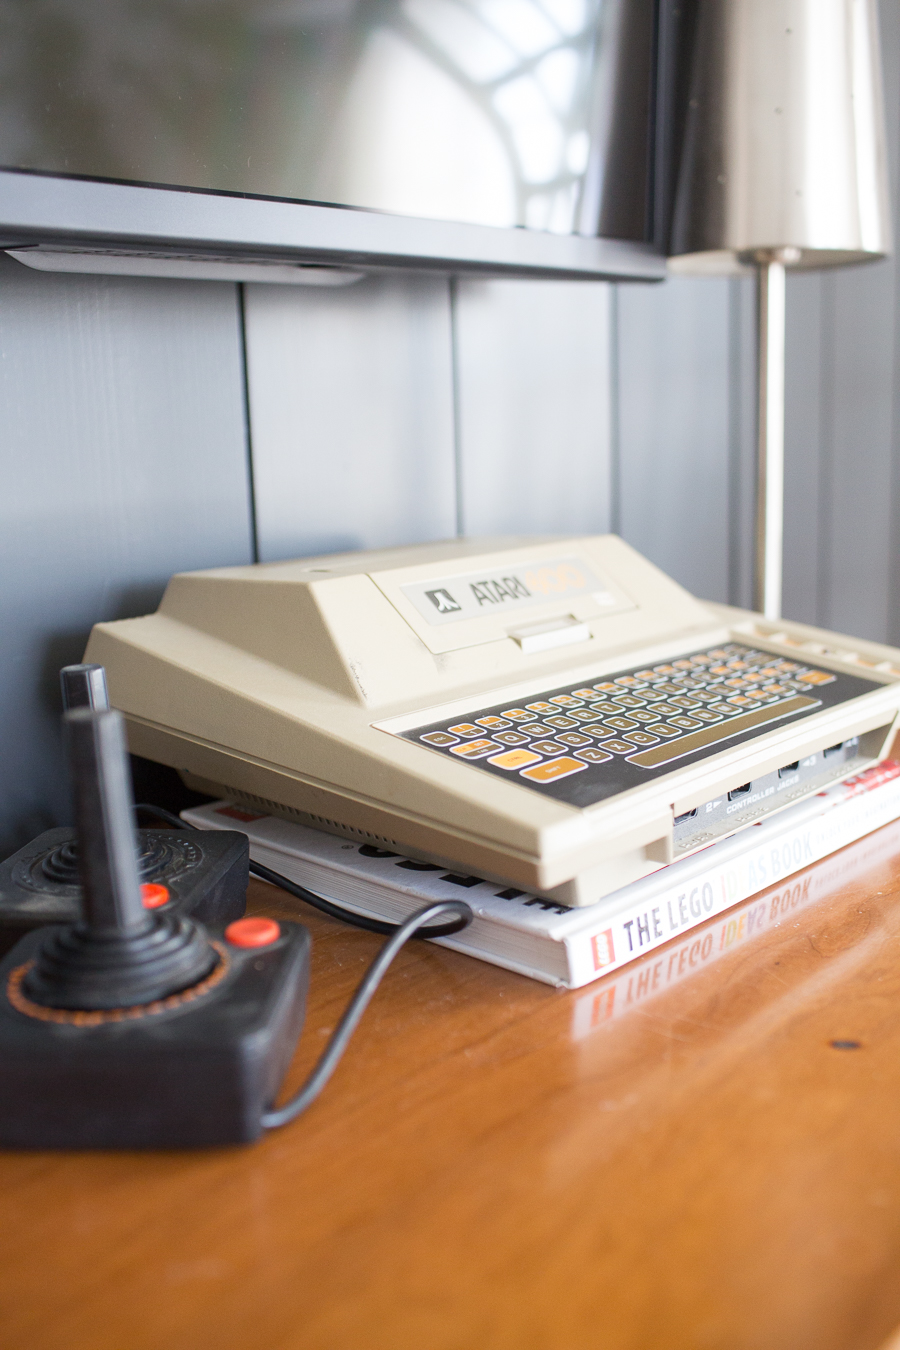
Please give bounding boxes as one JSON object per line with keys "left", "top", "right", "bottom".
{"left": 402, "top": 642, "right": 877, "bottom": 808}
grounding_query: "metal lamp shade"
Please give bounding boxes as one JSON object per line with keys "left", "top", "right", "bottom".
{"left": 664, "top": 0, "right": 892, "bottom": 619}
{"left": 669, "top": 0, "right": 891, "bottom": 274}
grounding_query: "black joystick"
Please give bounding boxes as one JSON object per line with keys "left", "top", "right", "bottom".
{"left": 0, "top": 707, "right": 311, "bottom": 1148}
{"left": 23, "top": 710, "right": 215, "bottom": 1011}
{"left": 0, "top": 665, "right": 248, "bottom": 952}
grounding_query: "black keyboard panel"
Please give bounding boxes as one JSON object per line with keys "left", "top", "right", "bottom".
{"left": 401, "top": 642, "right": 883, "bottom": 808}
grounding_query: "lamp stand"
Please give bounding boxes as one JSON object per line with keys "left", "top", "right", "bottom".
{"left": 754, "top": 258, "right": 787, "bottom": 619}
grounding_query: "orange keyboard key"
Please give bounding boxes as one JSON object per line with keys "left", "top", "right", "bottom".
{"left": 520, "top": 756, "right": 589, "bottom": 783}
{"left": 488, "top": 748, "right": 541, "bottom": 770}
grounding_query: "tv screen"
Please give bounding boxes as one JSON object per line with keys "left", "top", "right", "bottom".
{"left": 0, "top": 0, "right": 674, "bottom": 279}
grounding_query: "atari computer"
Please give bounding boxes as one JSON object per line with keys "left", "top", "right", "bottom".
{"left": 85, "top": 536, "right": 900, "bottom": 907}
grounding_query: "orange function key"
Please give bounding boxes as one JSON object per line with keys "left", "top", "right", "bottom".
{"left": 795, "top": 669, "right": 836, "bottom": 685}
{"left": 449, "top": 739, "right": 499, "bottom": 759}
{"left": 487, "top": 748, "right": 541, "bottom": 770}
{"left": 520, "top": 756, "right": 589, "bottom": 783}
{"left": 448, "top": 723, "right": 483, "bottom": 738}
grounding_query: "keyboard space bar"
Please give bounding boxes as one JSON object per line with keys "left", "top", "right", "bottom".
{"left": 627, "top": 695, "right": 821, "bottom": 769}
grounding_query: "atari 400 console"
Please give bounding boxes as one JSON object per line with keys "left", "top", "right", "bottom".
{"left": 84, "top": 536, "right": 900, "bottom": 906}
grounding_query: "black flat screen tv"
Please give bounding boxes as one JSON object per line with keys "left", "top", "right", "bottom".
{"left": 0, "top": 0, "right": 686, "bottom": 280}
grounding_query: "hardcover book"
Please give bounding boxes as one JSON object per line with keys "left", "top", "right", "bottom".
{"left": 183, "top": 761, "right": 900, "bottom": 989}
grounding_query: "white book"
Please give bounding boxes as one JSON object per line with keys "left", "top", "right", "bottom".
{"left": 182, "top": 761, "right": 900, "bottom": 989}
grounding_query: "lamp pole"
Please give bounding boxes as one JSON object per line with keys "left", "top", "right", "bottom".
{"left": 753, "top": 248, "right": 798, "bottom": 619}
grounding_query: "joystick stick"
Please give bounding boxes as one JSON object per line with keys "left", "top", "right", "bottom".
{"left": 59, "top": 662, "right": 110, "bottom": 711}
{"left": 0, "top": 706, "right": 311, "bottom": 1147}
{"left": 22, "top": 710, "right": 216, "bottom": 1010}
{"left": 0, "top": 665, "right": 249, "bottom": 953}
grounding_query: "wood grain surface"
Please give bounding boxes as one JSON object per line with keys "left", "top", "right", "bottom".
{"left": 6, "top": 820, "right": 900, "bottom": 1350}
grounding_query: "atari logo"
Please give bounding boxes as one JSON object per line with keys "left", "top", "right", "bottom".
{"left": 425, "top": 588, "right": 462, "bottom": 614}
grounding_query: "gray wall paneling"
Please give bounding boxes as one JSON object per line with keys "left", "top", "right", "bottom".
{"left": 0, "top": 256, "right": 254, "bottom": 854}
{"left": 613, "top": 274, "right": 753, "bottom": 606}
{"left": 242, "top": 274, "right": 458, "bottom": 561}
{"left": 452, "top": 278, "right": 612, "bottom": 537}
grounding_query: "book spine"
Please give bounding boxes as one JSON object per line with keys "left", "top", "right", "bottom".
{"left": 570, "top": 806, "right": 900, "bottom": 1036}
{"left": 563, "top": 771, "right": 900, "bottom": 988}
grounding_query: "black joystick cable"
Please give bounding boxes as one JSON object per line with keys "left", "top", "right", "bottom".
{"left": 132, "top": 805, "right": 474, "bottom": 1127}
{"left": 134, "top": 804, "right": 472, "bottom": 941}
{"left": 260, "top": 898, "right": 470, "bottom": 1128}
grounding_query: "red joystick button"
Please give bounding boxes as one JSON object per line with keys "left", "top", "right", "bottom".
{"left": 140, "top": 883, "right": 170, "bottom": 909}
{"left": 225, "top": 917, "right": 281, "bottom": 949}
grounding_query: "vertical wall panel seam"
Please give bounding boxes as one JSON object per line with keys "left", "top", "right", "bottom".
{"left": 608, "top": 282, "right": 622, "bottom": 535}
{"left": 890, "top": 252, "right": 900, "bottom": 645}
{"left": 448, "top": 275, "right": 465, "bottom": 537}
{"left": 882, "top": 0, "right": 900, "bottom": 646}
{"left": 726, "top": 276, "right": 744, "bottom": 605}
{"left": 237, "top": 282, "right": 260, "bottom": 564}
{"left": 816, "top": 276, "right": 835, "bottom": 626}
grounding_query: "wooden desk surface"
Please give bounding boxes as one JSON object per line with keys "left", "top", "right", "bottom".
{"left": 6, "top": 822, "right": 900, "bottom": 1350}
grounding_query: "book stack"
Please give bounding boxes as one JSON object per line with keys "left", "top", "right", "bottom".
{"left": 183, "top": 760, "right": 900, "bottom": 990}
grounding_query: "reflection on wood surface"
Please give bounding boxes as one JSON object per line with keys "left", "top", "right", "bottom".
{"left": 4, "top": 818, "right": 900, "bottom": 1349}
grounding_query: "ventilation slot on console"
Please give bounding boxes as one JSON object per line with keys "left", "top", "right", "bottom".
{"left": 223, "top": 788, "right": 401, "bottom": 849}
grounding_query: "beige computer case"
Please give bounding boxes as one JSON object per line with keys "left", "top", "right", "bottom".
{"left": 85, "top": 536, "right": 900, "bottom": 906}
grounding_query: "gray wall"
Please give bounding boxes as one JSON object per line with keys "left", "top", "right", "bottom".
{"left": 2, "top": 1, "right": 899, "bottom": 855}
{"left": 0, "top": 257, "right": 254, "bottom": 853}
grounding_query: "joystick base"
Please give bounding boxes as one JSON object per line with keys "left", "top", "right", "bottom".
{"left": 0, "top": 827, "right": 249, "bottom": 957}
{"left": 0, "top": 920, "right": 310, "bottom": 1147}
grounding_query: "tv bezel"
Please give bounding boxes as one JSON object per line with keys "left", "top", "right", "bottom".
{"left": 0, "top": 167, "right": 664, "bottom": 282}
